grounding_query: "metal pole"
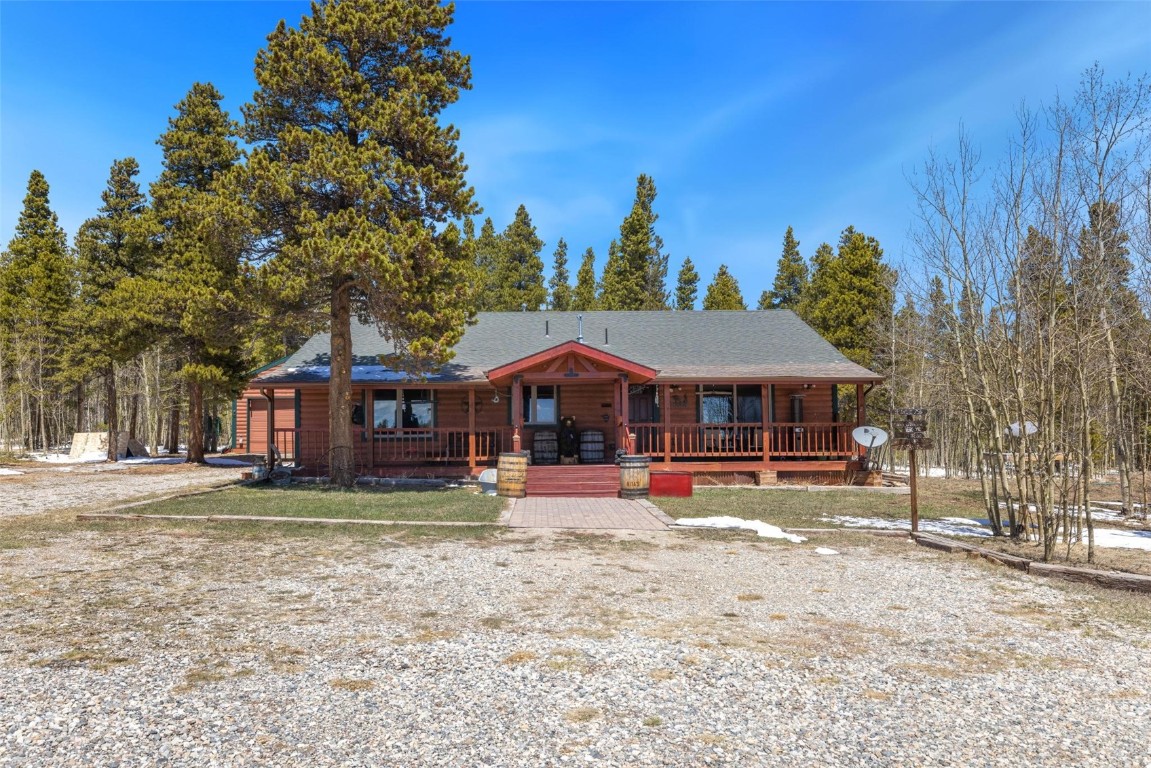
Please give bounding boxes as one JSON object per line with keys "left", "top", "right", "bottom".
{"left": 909, "top": 449, "right": 919, "bottom": 533}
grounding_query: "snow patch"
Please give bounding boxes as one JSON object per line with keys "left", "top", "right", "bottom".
{"left": 675, "top": 516, "right": 806, "bottom": 543}
{"left": 814, "top": 547, "right": 839, "bottom": 555}
{"left": 0, "top": 467, "right": 23, "bottom": 476}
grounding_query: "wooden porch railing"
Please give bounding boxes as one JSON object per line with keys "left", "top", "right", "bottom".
{"left": 271, "top": 427, "right": 515, "bottom": 468}
{"left": 629, "top": 422, "right": 855, "bottom": 460}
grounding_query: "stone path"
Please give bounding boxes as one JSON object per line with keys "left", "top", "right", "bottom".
{"left": 505, "top": 496, "right": 674, "bottom": 531}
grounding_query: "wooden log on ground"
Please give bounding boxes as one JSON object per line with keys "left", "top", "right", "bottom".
{"left": 911, "top": 532, "right": 973, "bottom": 553}
{"left": 1028, "top": 562, "right": 1151, "bottom": 593}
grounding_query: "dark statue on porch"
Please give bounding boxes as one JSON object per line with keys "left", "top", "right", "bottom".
{"left": 559, "top": 416, "right": 578, "bottom": 459}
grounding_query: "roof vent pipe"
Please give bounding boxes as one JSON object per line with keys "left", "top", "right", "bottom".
{"left": 545, "top": 320, "right": 549, "bottom": 338}
{"left": 577, "top": 314, "right": 584, "bottom": 344}
{"left": 604, "top": 328, "right": 609, "bottom": 345}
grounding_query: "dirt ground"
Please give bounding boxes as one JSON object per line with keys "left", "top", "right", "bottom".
{"left": 0, "top": 461, "right": 244, "bottom": 518}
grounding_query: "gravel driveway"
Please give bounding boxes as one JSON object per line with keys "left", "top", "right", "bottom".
{"left": 0, "top": 462, "right": 244, "bottom": 517}
{"left": 2, "top": 507, "right": 1149, "bottom": 767}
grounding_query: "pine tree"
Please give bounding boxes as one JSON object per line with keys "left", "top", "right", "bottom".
{"left": 71, "top": 158, "right": 159, "bottom": 460}
{"left": 675, "top": 257, "right": 699, "bottom": 310}
{"left": 797, "top": 242, "right": 834, "bottom": 325}
{"left": 473, "top": 217, "right": 501, "bottom": 311}
{"left": 802, "top": 227, "right": 893, "bottom": 367}
{"left": 242, "top": 0, "right": 478, "bottom": 485}
{"left": 548, "top": 238, "right": 572, "bottom": 311}
{"left": 759, "top": 226, "right": 807, "bottom": 310}
{"left": 491, "top": 205, "right": 545, "bottom": 311}
{"left": 0, "top": 171, "right": 75, "bottom": 451}
{"left": 598, "top": 238, "right": 628, "bottom": 310}
{"left": 601, "top": 174, "right": 667, "bottom": 310}
{"left": 572, "top": 247, "right": 598, "bottom": 311}
{"left": 702, "top": 264, "right": 747, "bottom": 310}
{"left": 150, "top": 82, "right": 249, "bottom": 463}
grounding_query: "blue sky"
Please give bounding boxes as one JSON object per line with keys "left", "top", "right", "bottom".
{"left": 3, "top": 1, "right": 1149, "bottom": 305}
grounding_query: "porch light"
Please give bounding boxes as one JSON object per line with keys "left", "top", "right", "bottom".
{"left": 461, "top": 397, "right": 483, "bottom": 415}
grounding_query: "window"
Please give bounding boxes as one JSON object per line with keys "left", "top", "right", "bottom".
{"left": 374, "top": 389, "right": 435, "bottom": 431}
{"left": 700, "top": 385, "right": 763, "bottom": 424}
{"left": 699, "top": 385, "right": 733, "bottom": 424}
{"left": 522, "top": 385, "right": 557, "bottom": 424}
{"left": 736, "top": 385, "right": 762, "bottom": 424}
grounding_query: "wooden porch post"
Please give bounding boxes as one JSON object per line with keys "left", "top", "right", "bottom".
{"left": 661, "top": 383, "right": 672, "bottom": 464}
{"left": 261, "top": 388, "right": 275, "bottom": 470}
{"left": 620, "top": 374, "right": 630, "bottom": 452}
{"left": 761, "top": 383, "right": 770, "bottom": 462}
{"left": 856, "top": 383, "right": 866, "bottom": 458}
{"left": 616, "top": 373, "right": 626, "bottom": 453}
{"left": 467, "top": 387, "right": 476, "bottom": 471}
{"left": 512, "top": 375, "right": 524, "bottom": 451}
{"left": 365, "top": 389, "right": 375, "bottom": 468}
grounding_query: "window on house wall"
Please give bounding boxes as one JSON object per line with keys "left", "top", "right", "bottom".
{"left": 699, "top": 385, "right": 734, "bottom": 424}
{"left": 374, "top": 389, "right": 435, "bottom": 431}
{"left": 736, "top": 385, "right": 762, "bottom": 423}
{"left": 522, "top": 385, "right": 557, "bottom": 424}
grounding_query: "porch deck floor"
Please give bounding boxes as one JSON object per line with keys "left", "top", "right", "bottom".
{"left": 507, "top": 497, "right": 675, "bottom": 531}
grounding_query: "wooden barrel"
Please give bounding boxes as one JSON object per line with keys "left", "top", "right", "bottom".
{"left": 619, "top": 455, "right": 651, "bottom": 499}
{"left": 579, "top": 430, "right": 605, "bottom": 463}
{"left": 533, "top": 430, "right": 558, "bottom": 465}
{"left": 497, "top": 452, "right": 527, "bottom": 498}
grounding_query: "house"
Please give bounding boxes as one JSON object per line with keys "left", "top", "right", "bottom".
{"left": 236, "top": 310, "right": 883, "bottom": 487}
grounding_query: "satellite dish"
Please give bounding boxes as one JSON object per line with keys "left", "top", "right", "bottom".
{"left": 1006, "top": 421, "right": 1037, "bottom": 437}
{"left": 852, "top": 426, "right": 889, "bottom": 448}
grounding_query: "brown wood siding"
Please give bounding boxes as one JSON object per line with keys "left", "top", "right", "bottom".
{"left": 773, "top": 384, "right": 835, "bottom": 422}
{"left": 238, "top": 388, "right": 297, "bottom": 452}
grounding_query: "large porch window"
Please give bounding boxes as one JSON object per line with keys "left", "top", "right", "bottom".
{"left": 522, "top": 385, "right": 557, "bottom": 425}
{"left": 697, "top": 385, "right": 762, "bottom": 423}
{"left": 374, "top": 389, "right": 435, "bottom": 431}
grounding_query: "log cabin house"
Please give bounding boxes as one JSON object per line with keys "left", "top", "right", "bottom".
{"left": 236, "top": 311, "right": 883, "bottom": 489}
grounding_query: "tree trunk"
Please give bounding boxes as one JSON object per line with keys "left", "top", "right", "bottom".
{"left": 105, "top": 366, "right": 118, "bottom": 462}
{"left": 166, "top": 398, "right": 181, "bottom": 456}
{"left": 128, "top": 392, "right": 139, "bottom": 441}
{"left": 187, "top": 380, "right": 205, "bottom": 464}
{"left": 329, "top": 279, "right": 356, "bottom": 487}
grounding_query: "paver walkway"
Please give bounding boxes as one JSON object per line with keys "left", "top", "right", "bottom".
{"left": 506, "top": 497, "right": 675, "bottom": 531}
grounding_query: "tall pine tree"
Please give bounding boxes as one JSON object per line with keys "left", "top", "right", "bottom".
{"left": 802, "top": 227, "right": 893, "bottom": 367}
{"left": 0, "top": 171, "right": 75, "bottom": 451}
{"left": 572, "top": 247, "right": 598, "bottom": 311}
{"left": 490, "top": 205, "right": 545, "bottom": 311}
{"left": 675, "top": 257, "right": 699, "bottom": 310}
{"left": 472, "top": 217, "right": 501, "bottom": 311}
{"left": 241, "top": 0, "right": 478, "bottom": 485}
{"left": 702, "top": 264, "right": 747, "bottom": 310}
{"left": 600, "top": 174, "right": 667, "bottom": 310}
{"left": 548, "top": 238, "right": 572, "bottom": 311}
{"left": 151, "top": 82, "right": 249, "bottom": 463}
{"left": 71, "top": 158, "right": 159, "bottom": 460}
{"left": 759, "top": 226, "right": 807, "bottom": 310}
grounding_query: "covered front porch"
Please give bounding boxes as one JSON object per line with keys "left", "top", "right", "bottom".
{"left": 260, "top": 337, "right": 873, "bottom": 480}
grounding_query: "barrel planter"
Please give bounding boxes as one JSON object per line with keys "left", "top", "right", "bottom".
{"left": 497, "top": 452, "right": 528, "bottom": 498}
{"left": 618, "top": 455, "right": 651, "bottom": 499}
{"left": 533, "top": 430, "right": 559, "bottom": 465}
{"left": 579, "top": 430, "right": 605, "bottom": 463}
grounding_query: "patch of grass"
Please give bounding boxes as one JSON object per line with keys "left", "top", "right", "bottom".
{"left": 656, "top": 480, "right": 982, "bottom": 530}
{"left": 503, "top": 650, "right": 538, "bottom": 665}
{"left": 649, "top": 668, "right": 674, "bottom": 681}
{"left": 643, "top": 716, "right": 663, "bottom": 727}
{"left": 565, "top": 707, "right": 599, "bottom": 723}
{"left": 330, "top": 678, "right": 375, "bottom": 691}
{"left": 117, "top": 486, "right": 503, "bottom": 524}
{"left": 736, "top": 593, "right": 764, "bottom": 602}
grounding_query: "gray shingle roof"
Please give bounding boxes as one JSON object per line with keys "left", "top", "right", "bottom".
{"left": 252, "top": 310, "right": 883, "bottom": 385}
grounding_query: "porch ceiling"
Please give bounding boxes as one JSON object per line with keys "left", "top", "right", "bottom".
{"left": 485, "top": 340, "right": 659, "bottom": 387}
